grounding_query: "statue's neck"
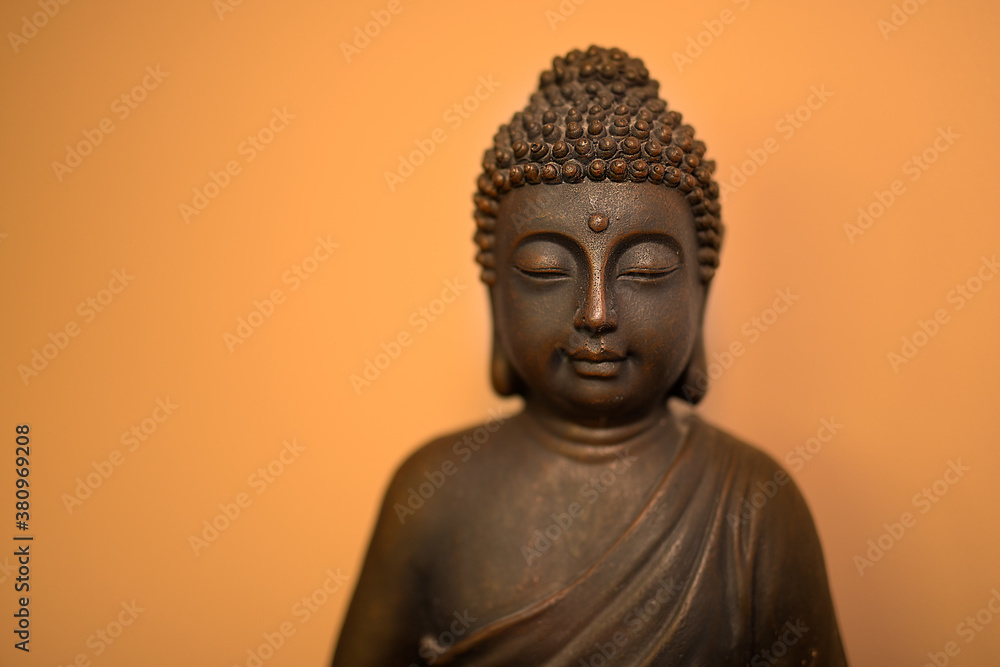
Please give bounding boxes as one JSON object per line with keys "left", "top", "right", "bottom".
{"left": 520, "top": 401, "right": 682, "bottom": 462}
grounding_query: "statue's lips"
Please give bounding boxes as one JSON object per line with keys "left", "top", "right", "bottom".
{"left": 566, "top": 350, "right": 626, "bottom": 378}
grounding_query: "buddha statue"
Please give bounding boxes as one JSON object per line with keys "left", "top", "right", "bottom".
{"left": 332, "top": 46, "right": 847, "bottom": 666}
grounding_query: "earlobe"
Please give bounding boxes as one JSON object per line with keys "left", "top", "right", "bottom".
{"left": 488, "top": 290, "right": 524, "bottom": 397}
{"left": 669, "top": 334, "right": 707, "bottom": 404}
{"left": 491, "top": 332, "right": 523, "bottom": 396}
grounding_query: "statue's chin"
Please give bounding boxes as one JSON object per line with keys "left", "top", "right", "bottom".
{"left": 525, "top": 383, "right": 671, "bottom": 430}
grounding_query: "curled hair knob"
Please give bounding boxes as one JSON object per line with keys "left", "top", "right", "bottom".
{"left": 474, "top": 194, "right": 499, "bottom": 216}
{"left": 562, "top": 160, "right": 584, "bottom": 183}
{"left": 530, "top": 144, "right": 550, "bottom": 164}
{"left": 551, "top": 140, "right": 570, "bottom": 160}
{"left": 477, "top": 174, "right": 498, "bottom": 198}
{"left": 643, "top": 140, "right": 662, "bottom": 161}
{"left": 628, "top": 159, "right": 649, "bottom": 181}
{"left": 541, "top": 163, "right": 561, "bottom": 183}
{"left": 597, "top": 136, "right": 617, "bottom": 159}
{"left": 509, "top": 165, "right": 525, "bottom": 187}
{"left": 608, "top": 158, "right": 628, "bottom": 181}
{"left": 649, "top": 163, "right": 666, "bottom": 183}
{"left": 524, "top": 163, "right": 542, "bottom": 184}
{"left": 587, "top": 159, "right": 607, "bottom": 180}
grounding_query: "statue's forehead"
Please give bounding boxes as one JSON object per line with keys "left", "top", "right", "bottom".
{"left": 497, "top": 182, "right": 692, "bottom": 240}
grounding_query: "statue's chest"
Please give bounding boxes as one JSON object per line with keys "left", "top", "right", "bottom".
{"left": 418, "top": 470, "right": 651, "bottom": 631}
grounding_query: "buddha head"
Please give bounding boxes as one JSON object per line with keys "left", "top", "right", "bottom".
{"left": 472, "top": 46, "right": 723, "bottom": 426}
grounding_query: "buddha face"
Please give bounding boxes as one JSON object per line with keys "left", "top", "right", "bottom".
{"left": 492, "top": 181, "right": 705, "bottom": 426}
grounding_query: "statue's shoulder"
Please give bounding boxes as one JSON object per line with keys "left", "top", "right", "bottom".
{"left": 685, "top": 412, "right": 812, "bottom": 512}
{"left": 686, "top": 412, "right": 790, "bottom": 480}
{"left": 381, "top": 409, "right": 515, "bottom": 527}
{"left": 391, "top": 408, "right": 512, "bottom": 481}
{"left": 685, "top": 413, "right": 822, "bottom": 540}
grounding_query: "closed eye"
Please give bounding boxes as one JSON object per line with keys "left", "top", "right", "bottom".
{"left": 615, "top": 239, "right": 682, "bottom": 282}
{"left": 618, "top": 266, "right": 678, "bottom": 281}
{"left": 515, "top": 266, "right": 571, "bottom": 280}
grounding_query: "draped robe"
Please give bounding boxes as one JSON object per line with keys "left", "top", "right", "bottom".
{"left": 418, "top": 415, "right": 847, "bottom": 666}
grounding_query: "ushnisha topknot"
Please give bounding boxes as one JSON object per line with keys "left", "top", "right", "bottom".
{"left": 473, "top": 45, "right": 724, "bottom": 285}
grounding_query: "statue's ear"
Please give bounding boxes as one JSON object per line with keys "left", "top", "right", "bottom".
{"left": 490, "top": 326, "right": 523, "bottom": 397}
{"left": 488, "top": 288, "right": 524, "bottom": 397}
{"left": 669, "top": 333, "right": 707, "bottom": 405}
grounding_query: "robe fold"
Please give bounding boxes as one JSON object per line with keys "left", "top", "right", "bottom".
{"left": 422, "top": 416, "right": 847, "bottom": 666}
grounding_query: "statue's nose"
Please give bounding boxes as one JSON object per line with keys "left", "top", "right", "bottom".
{"left": 574, "top": 274, "right": 618, "bottom": 333}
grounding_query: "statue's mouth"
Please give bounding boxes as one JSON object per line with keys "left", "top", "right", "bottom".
{"left": 564, "top": 347, "right": 627, "bottom": 378}
{"left": 564, "top": 338, "right": 627, "bottom": 361}
{"left": 568, "top": 358, "right": 624, "bottom": 378}
{"left": 567, "top": 349, "right": 626, "bottom": 362}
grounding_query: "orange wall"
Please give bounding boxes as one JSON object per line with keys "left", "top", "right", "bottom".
{"left": 2, "top": 1, "right": 998, "bottom": 665}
